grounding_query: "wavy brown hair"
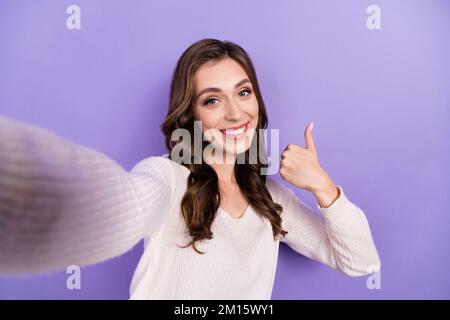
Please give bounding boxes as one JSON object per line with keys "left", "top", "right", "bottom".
{"left": 161, "top": 38, "right": 287, "bottom": 254}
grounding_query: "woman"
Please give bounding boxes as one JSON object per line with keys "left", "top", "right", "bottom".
{"left": 0, "top": 38, "right": 380, "bottom": 299}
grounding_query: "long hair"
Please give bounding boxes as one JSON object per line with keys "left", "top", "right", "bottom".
{"left": 161, "top": 38, "right": 287, "bottom": 254}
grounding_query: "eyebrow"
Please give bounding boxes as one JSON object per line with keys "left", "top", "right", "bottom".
{"left": 195, "top": 79, "right": 251, "bottom": 101}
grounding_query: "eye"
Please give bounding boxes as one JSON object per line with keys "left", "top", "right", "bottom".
{"left": 203, "top": 97, "right": 219, "bottom": 106}
{"left": 239, "top": 88, "right": 252, "bottom": 97}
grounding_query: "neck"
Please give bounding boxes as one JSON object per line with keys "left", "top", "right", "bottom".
{"left": 206, "top": 150, "right": 237, "bottom": 185}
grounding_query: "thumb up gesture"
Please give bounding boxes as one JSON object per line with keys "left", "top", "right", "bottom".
{"left": 280, "top": 122, "right": 340, "bottom": 208}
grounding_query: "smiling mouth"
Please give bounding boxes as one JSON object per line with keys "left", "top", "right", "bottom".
{"left": 219, "top": 121, "right": 250, "bottom": 140}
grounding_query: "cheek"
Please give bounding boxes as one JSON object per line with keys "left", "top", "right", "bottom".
{"left": 249, "top": 98, "right": 259, "bottom": 121}
{"left": 194, "top": 107, "right": 221, "bottom": 131}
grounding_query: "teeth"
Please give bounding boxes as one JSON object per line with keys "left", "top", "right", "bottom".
{"left": 223, "top": 124, "right": 246, "bottom": 136}
{"left": 226, "top": 127, "right": 244, "bottom": 135}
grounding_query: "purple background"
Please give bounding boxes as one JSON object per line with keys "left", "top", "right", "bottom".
{"left": 0, "top": 0, "right": 449, "bottom": 299}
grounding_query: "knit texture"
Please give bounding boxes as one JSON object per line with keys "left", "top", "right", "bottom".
{"left": 0, "top": 115, "right": 381, "bottom": 299}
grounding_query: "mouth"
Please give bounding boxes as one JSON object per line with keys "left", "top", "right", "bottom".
{"left": 219, "top": 121, "right": 250, "bottom": 140}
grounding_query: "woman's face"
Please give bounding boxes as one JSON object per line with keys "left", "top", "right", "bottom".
{"left": 192, "top": 58, "right": 259, "bottom": 159}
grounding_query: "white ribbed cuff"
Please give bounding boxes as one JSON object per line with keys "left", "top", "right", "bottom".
{"left": 316, "top": 185, "right": 359, "bottom": 224}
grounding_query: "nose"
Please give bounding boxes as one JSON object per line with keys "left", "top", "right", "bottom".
{"left": 224, "top": 99, "right": 243, "bottom": 121}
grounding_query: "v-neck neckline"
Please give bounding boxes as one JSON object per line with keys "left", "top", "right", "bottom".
{"left": 219, "top": 203, "right": 252, "bottom": 223}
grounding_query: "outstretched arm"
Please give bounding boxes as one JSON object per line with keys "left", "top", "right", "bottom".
{"left": 0, "top": 115, "right": 174, "bottom": 274}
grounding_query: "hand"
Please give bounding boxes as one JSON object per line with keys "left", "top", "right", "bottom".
{"left": 279, "top": 122, "right": 340, "bottom": 208}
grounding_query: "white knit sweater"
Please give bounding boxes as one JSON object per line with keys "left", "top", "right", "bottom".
{"left": 0, "top": 115, "right": 381, "bottom": 299}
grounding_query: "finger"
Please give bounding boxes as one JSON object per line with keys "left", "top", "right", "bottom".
{"left": 304, "top": 122, "right": 316, "bottom": 153}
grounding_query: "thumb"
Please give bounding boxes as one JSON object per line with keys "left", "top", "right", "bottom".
{"left": 304, "top": 122, "right": 317, "bottom": 153}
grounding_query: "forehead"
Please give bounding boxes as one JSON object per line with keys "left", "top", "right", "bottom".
{"left": 194, "top": 58, "right": 249, "bottom": 90}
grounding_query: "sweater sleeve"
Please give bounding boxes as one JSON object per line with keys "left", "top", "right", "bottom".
{"left": 0, "top": 115, "right": 175, "bottom": 275}
{"left": 267, "top": 178, "right": 381, "bottom": 277}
